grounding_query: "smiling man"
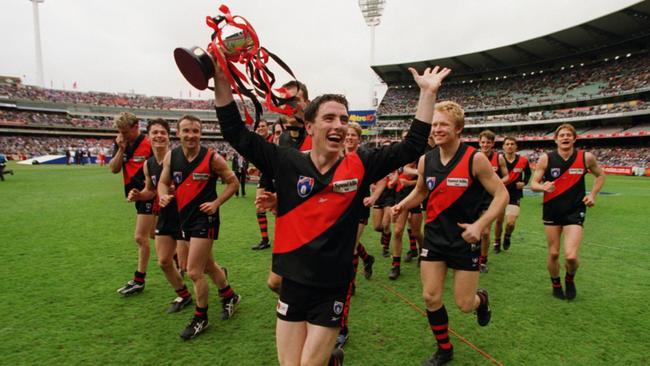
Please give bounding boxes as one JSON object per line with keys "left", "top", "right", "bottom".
{"left": 531, "top": 123, "right": 605, "bottom": 301}
{"left": 212, "top": 49, "right": 449, "bottom": 365}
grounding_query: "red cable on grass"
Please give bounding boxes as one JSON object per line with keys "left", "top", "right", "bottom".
{"left": 380, "top": 283, "right": 504, "bottom": 366}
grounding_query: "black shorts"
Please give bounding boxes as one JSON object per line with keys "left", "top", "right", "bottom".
{"left": 395, "top": 188, "right": 421, "bottom": 214}
{"left": 257, "top": 173, "right": 276, "bottom": 193}
{"left": 135, "top": 200, "right": 154, "bottom": 215}
{"left": 373, "top": 188, "right": 395, "bottom": 209}
{"left": 155, "top": 206, "right": 184, "bottom": 240}
{"left": 359, "top": 205, "right": 370, "bottom": 225}
{"left": 420, "top": 239, "right": 480, "bottom": 272}
{"left": 543, "top": 203, "right": 586, "bottom": 226}
{"left": 276, "top": 277, "right": 348, "bottom": 328}
{"left": 181, "top": 212, "right": 220, "bottom": 239}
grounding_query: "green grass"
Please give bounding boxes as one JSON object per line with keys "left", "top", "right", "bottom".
{"left": 1, "top": 162, "right": 649, "bottom": 365}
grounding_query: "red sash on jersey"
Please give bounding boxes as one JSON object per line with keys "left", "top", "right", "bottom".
{"left": 426, "top": 147, "right": 475, "bottom": 223}
{"left": 507, "top": 155, "right": 529, "bottom": 185}
{"left": 175, "top": 149, "right": 213, "bottom": 211}
{"left": 544, "top": 150, "right": 585, "bottom": 203}
{"left": 489, "top": 152, "right": 498, "bottom": 171}
{"left": 299, "top": 135, "right": 312, "bottom": 152}
{"left": 274, "top": 153, "right": 365, "bottom": 254}
{"left": 396, "top": 172, "right": 415, "bottom": 192}
{"left": 123, "top": 136, "right": 151, "bottom": 186}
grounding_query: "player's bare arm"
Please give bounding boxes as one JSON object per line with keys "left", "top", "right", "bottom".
{"left": 583, "top": 151, "right": 606, "bottom": 207}
{"left": 392, "top": 155, "right": 428, "bottom": 218}
{"left": 157, "top": 151, "right": 174, "bottom": 208}
{"left": 198, "top": 153, "right": 239, "bottom": 215}
{"left": 364, "top": 178, "right": 387, "bottom": 207}
{"left": 109, "top": 134, "right": 125, "bottom": 174}
{"left": 498, "top": 154, "right": 509, "bottom": 184}
{"left": 458, "top": 153, "right": 509, "bottom": 243}
{"left": 410, "top": 66, "right": 452, "bottom": 124}
{"left": 128, "top": 163, "right": 156, "bottom": 202}
{"left": 530, "top": 153, "right": 555, "bottom": 193}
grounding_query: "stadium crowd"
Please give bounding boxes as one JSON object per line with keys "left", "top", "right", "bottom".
{"left": 378, "top": 55, "right": 649, "bottom": 114}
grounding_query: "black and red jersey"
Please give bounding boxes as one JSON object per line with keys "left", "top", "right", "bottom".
{"left": 169, "top": 146, "right": 218, "bottom": 226}
{"left": 504, "top": 154, "right": 531, "bottom": 201}
{"left": 423, "top": 143, "right": 485, "bottom": 248}
{"left": 479, "top": 150, "right": 500, "bottom": 208}
{"left": 113, "top": 134, "right": 152, "bottom": 197}
{"left": 278, "top": 129, "right": 312, "bottom": 152}
{"left": 146, "top": 155, "right": 178, "bottom": 216}
{"left": 217, "top": 101, "right": 430, "bottom": 288}
{"left": 543, "top": 149, "right": 586, "bottom": 211}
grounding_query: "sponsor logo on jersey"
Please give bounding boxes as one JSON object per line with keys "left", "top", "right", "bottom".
{"left": 173, "top": 171, "right": 183, "bottom": 185}
{"left": 333, "top": 301, "right": 344, "bottom": 315}
{"left": 426, "top": 177, "right": 436, "bottom": 191}
{"left": 192, "top": 173, "right": 210, "bottom": 180}
{"left": 513, "top": 168, "right": 522, "bottom": 173}
{"left": 446, "top": 177, "right": 469, "bottom": 187}
{"left": 276, "top": 300, "right": 289, "bottom": 316}
{"left": 569, "top": 168, "right": 584, "bottom": 175}
{"left": 551, "top": 168, "right": 561, "bottom": 178}
{"left": 297, "top": 175, "right": 315, "bottom": 198}
{"left": 332, "top": 178, "right": 358, "bottom": 193}
{"left": 133, "top": 155, "right": 147, "bottom": 163}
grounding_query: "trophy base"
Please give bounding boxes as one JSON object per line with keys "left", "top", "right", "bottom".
{"left": 174, "top": 47, "right": 215, "bottom": 90}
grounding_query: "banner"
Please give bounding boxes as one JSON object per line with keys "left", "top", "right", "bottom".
{"left": 602, "top": 165, "right": 633, "bottom": 176}
{"left": 349, "top": 110, "right": 376, "bottom": 126}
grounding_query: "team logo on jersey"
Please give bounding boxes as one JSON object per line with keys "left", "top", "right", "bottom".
{"left": 173, "top": 171, "right": 183, "bottom": 185}
{"left": 151, "top": 175, "right": 158, "bottom": 187}
{"left": 551, "top": 168, "right": 561, "bottom": 178}
{"left": 446, "top": 177, "right": 469, "bottom": 187}
{"left": 133, "top": 155, "right": 147, "bottom": 163}
{"left": 192, "top": 173, "right": 210, "bottom": 180}
{"left": 276, "top": 300, "right": 289, "bottom": 316}
{"left": 426, "top": 177, "right": 436, "bottom": 191}
{"left": 297, "top": 175, "right": 315, "bottom": 198}
{"left": 513, "top": 168, "right": 522, "bottom": 173}
{"left": 333, "top": 178, "right": 358, "bottom": 193}
{"left": 569, "top": 168, "right": 584, "bottom": 175}
{"left": 333, "top": 301, "right": 344, "bottom": 315}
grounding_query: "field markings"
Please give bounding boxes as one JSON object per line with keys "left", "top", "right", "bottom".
{"left": 380, "top": 283, "right": 503, "bottom": 366}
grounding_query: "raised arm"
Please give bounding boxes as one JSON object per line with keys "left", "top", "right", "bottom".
{"left": 583, "top": 151, "right": 605, "bottom": 207}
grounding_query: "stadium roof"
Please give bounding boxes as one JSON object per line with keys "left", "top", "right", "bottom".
{"left": 372, "top": 0, "right": 650, "bottom": 85}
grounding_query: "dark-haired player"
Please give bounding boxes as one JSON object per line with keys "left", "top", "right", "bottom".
{"left": 531, "top": 123, "right": 605, "bottom": 300}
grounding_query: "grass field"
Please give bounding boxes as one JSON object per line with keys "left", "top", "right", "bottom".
{"left": 1, "top": 162, "right": 649, "bottom": 365}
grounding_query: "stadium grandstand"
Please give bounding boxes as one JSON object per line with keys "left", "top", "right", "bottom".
{"left": 368, "top": 0, "right": 650, "bottom": 175}
{"left": 1, "top": 0, "right": 649, "bottom": 175}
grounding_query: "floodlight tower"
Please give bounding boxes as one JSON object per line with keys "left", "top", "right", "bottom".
{"left": 30, "top": 0, "right": 46, "bottom": 87}
{"left": 358, "top": 0, "right": 385, "bottom": 108}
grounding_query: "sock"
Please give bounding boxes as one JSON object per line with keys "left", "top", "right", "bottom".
{"left": 427, "top": 306, "right": 453, "bottom": 350}
{"left": 479, "top": 255, "right": 488, "bottom": 265}
{"left": 352, "top": 254, "right": 360, "bottom": 275}
{"left": 194, "top": 306, "right": 208, "bottom": 319}
{"left": 565, "top": 272, "right": 575, "bottom": 283}
{"left": 256, "top": 212, "right": 269, "bottom": 241}
{"left": 551, "top": 276, "right": 562, "bottom": 289}
{"left": 392, "top": 256, "right": 401, "bottom": 268}
{"left": 381, "top": 231, "right": 391, "bottom": 250}
{"left": 407, "top": 229, "right": 417, "bottom": 252}
{"left": 356, "top": 243, "right": 370, "bottom": 262}
{"left": 175, "top": 285, "right": 191, "bottom": 299}
{"left": 133, "top": 271, "right": 146, "bottom": 285}
{"left": 218, "top": 285, "right": 234, "bottom": 299}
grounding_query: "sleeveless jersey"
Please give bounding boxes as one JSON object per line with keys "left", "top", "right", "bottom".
{"left": 505, "top": 154, "right": 530, "bottom": 201}
{"left": 543, "top": 149, "right": 586, "bottom": 211}
{"left": 170, "top": 146, "right": 218, "bottom": 225}
{"left": 115, "top": 134, "right": 152, "bottom": 197}
{"left": 424, "top": 143, "right": 485, "bottom": 248}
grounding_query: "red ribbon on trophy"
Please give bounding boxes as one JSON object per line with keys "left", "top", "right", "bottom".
{"left": 174, "top": 4, "right": 298, "bottom": 127}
